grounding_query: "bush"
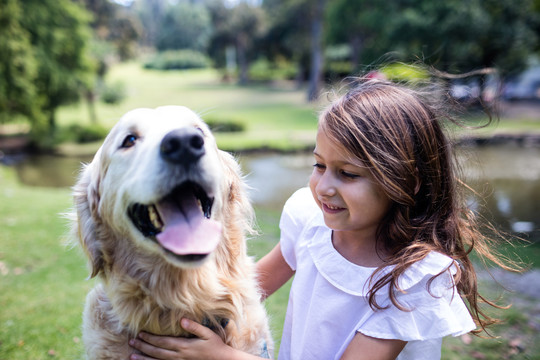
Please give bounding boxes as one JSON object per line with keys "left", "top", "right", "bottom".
{"left": 101, "top": 81, "right": 126, "bottom": 104}
{"left": 144, "top": 50, "right": 211, "bottom": 71}
{"left": 204, "top": 118, "right": 245, "bottom": 133}
{"left": 67, "top": 123, "right": 108, "bottom": 143}
{"left": 248, "top": 57, "right": 299, "bottom": 82}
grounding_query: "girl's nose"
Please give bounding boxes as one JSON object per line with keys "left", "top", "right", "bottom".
{"left": 315, "top": 172, "right": 337, "bottom": 198}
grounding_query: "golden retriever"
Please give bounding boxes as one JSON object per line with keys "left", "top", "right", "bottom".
{"left": 71, "top": 106, "right": 273, "bottom": 359}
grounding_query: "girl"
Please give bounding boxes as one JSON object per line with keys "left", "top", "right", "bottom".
{"left": 130, "top": 79, "right": 518, "bottom": 360}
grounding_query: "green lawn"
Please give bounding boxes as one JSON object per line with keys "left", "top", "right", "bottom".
{"left": 56, "top": 63, "right": 321, "bottom": 154}
{"left": 2, "top": 163, "right": 539, "bottom": 359}
{"left": 0, "top": 164, "right": 290, "bottom": 359}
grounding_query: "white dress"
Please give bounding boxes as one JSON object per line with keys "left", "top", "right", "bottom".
{"left": 278, "top": 188, "right": 476, "bottom": 360}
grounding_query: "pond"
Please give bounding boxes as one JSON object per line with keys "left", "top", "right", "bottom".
{"left": 6, "top": 144, "right": 540, "bottom": 242}
{"left": 239, "top": 145, "right": 540, "bottom": 243}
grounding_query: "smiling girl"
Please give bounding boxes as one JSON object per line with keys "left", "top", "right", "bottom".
{"left": 130, "top": 79, "right": 518, "bottom": 360}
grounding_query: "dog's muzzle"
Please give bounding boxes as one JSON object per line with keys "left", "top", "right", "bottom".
{"left": 127, "top": 128, "right": 222, "bottom": 263}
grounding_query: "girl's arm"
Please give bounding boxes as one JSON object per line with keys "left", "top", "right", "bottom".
{"left": 130, "top": 242, "right": 294, "bottom": 360}
{"left": 340, "top": 332, "right": 406, "bottom": 360}
{"left": 256, "top": 242, "right": 295, "bottom": 299}
{"left": 129, "top": 318, "right": 264, "bottom": 360}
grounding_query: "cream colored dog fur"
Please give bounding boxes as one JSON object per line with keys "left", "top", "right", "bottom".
{"left": 72, "top": 106, "right": 272, "bottom": 359}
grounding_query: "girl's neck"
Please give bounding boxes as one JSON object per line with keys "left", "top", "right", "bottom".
{"left": 331, "top": 230, "right": 389, "bottom": 267}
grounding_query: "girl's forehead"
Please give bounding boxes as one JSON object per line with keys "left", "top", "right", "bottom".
{"left": 315, "top": 130, "right": 367, "bottom": 167}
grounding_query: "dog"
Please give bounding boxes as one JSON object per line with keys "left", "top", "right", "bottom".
{"left": 71, "top": 106, "right": 273, "bottom": 359}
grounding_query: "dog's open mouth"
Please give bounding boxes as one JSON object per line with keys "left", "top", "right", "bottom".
{"left": 128, "top": 181, "right": 222, "bottom": 262}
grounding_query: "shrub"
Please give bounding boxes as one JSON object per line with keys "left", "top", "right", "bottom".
{"left": 67, "top": 123, "right": 108, "bottom": 143}
{"left": 101, "top": 81, "right": 126, "bottom": 104}
{"left": 204, "top": 118, "right": 245, "bottom": 133}
{"left": 144, "top": 50, "right": 211, "bottom": 71}
{"left": 248, "top": 57, "right": 298, "bottom": 82}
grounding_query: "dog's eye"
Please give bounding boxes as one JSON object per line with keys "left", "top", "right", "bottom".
{"left": 121, "top": 134, "right": 137, "bottom": 148}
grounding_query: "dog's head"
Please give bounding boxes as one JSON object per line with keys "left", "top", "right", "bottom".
{"left": 73, "top": 106, "right": 249, "bottom": 276}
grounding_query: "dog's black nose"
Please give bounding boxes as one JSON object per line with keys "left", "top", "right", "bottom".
{"left": 160, "top": 128, "right": 205, "bottom": 165}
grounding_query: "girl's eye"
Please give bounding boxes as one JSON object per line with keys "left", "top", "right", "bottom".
{"left": 313, "top": 163, "right": 325, "bottom": 170}
{"left": 341, "top": 170, "right": 359, "bottom": 179}
{"left": 121, "top": 134, "right": 137, "bottom": 148}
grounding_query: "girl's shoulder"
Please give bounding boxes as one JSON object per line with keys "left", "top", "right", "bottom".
{"left": 397, "top": 251, "right": 458, "bottom": 292}
{"left": 358, "top": 252, "right": 476, "bottom": 341}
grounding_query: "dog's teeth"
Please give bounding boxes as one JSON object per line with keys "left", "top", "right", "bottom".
{"left": 148, "top": 206, "right": 163, "bottom": 230}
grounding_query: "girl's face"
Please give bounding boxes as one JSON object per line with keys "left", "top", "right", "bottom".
{"left": 309, "top": 130, "right": 392, "bottom": 243}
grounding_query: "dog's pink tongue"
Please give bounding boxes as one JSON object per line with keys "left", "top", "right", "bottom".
{"left": 155, "top": 195, "right": 221, "bottom": 255}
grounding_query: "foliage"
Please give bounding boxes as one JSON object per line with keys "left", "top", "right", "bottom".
{"left": 52, "top": 123, "right": 108, "bottom": 145}
{"left": 0, "top": 0, "right": 46, "bottom": 138}
{"left": 100, "top": 81, "right": 126, "bottom": 105}
{"left": 80, "top": 0, "right": 141, "bottom": 61}
{"left": 203, "top": 117, "right": 245, "bottom": 133}
{"left": 387, "top": 0, "right": 539, "bottom": 77}
{"left": 248, "top": 57, "right": 298, "bottom": 82}
{"left": 68, "top": 123, "right": 109, "bottom": 144}
{"left": 16, "top": 0, "right": 95, "bottom": 132}
{"left": 381, "top": 63, "right": 430, "bottom": 82}
{"left": 325, "top": 0, "right": 395, "bottom": 70}
{"left": 143, "top": 50, "right": 211, "bottom": 71}
{"left": 206, "top": 0, "right": 267, "bottom": 84}
{"left": 156, "top": 1, "right": 212, "bottom": 52}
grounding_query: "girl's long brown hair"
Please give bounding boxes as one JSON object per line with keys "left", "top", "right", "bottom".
{"left": 319, "top": 78, "right": 522, "bottom": 334}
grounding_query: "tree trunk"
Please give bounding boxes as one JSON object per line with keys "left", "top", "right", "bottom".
{"left": 307, "top": 0, "right": 325, "bottom": 102}
{"left": 85, "top": 89, "right": 98, "bottom": 124}
{"left": 350, "top": 36, "right": 362, "bottom": 73}
{"left": 236, "top": 34, "right": 248, "bottom": 85}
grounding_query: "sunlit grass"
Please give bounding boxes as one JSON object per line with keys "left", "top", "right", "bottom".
{"left": 56, "top": 63, "right": 320, "bottom": 153}
{"left": 0, "top": 165, "right": 289, "bottom": 359}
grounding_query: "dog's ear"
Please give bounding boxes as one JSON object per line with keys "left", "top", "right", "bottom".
{"left": 218, "top": 150, "right": 255, "bottom": 236}
{"left": 72, "top": 155, "right": 105, "bottom": 278}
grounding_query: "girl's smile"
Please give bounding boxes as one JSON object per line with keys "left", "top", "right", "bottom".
{"left": 321, "top": 202, "right": 345, "bottom": 213}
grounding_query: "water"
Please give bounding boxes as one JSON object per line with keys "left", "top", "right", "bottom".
{"left": 6, "top": 145, "right": 540, "bottom": 240}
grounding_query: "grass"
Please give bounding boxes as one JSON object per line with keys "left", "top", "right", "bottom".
{"left": 55, "top": 62, "right": 540, "bottom": 155}
{"left": 56, "top": 63, "right": 320, "bottom": 154}
{"left": 0, "top": 164, "right": 289, "bottom": 359}
{"left": 2, "top": 163, "right": 539, "bottom": 359}
{"left": 0, "top": 166, "right": 89, "bottom": 359}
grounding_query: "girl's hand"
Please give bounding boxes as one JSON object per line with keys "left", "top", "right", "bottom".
{"left": 129, "top": 318, "right": 233, "bottom": 360}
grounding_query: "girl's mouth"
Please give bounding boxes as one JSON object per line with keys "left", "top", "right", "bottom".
{"left": 322, "top": 203, "right": 345, "bottom": 214}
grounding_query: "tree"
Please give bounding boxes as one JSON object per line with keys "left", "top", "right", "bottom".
{"left": 477, "top": 0, "right": 539, "bottom": 78}
{"left": 0, "top": 0, "right": 45, "bottom": 136}
{"left": 205, "top": 0, "right": 266, "bottom": 85}
{"left": 20, "top": 0, "right": 94, "bottom": 131}
{"left": 389, "top": 0, "right": 538, "bottom": 78}
{"left": 263, "top": 0, "right": 326, "bottom": 100}
{"left": 325, "top": 0, "right": 395, "bottom": 72}
{"left": 157, "top": 1, "right": 212, "bottom": 52}
{"left": 81, "top": 0, "right": 141, "bottom": 61}
{"left": 134, "top": 0, "right": 167, "bottom": 48}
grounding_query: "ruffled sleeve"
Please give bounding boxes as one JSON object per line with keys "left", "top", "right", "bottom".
{"left": 356, "top": 252, "right": 476, "bottom": 341}
{"left": 279, "top": 187, "right": 320, "bottom": 271}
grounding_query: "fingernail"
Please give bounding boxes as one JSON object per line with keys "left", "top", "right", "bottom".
{"left": 181, "top": 318, "right": 189, "bottom": 328}
{"left": 129, "top": 339, "right": 134, "bottom": 346}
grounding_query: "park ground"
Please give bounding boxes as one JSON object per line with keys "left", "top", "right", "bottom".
{"left": 1, "top": 63, "right": 540, "bottom": 359}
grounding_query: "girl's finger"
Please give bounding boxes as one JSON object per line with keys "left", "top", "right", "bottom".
{"left": 180, "top": 318, "right": 216, "bottom": 340}
{"left": 129, "top": 335, "right": 179, "bottom": 360}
